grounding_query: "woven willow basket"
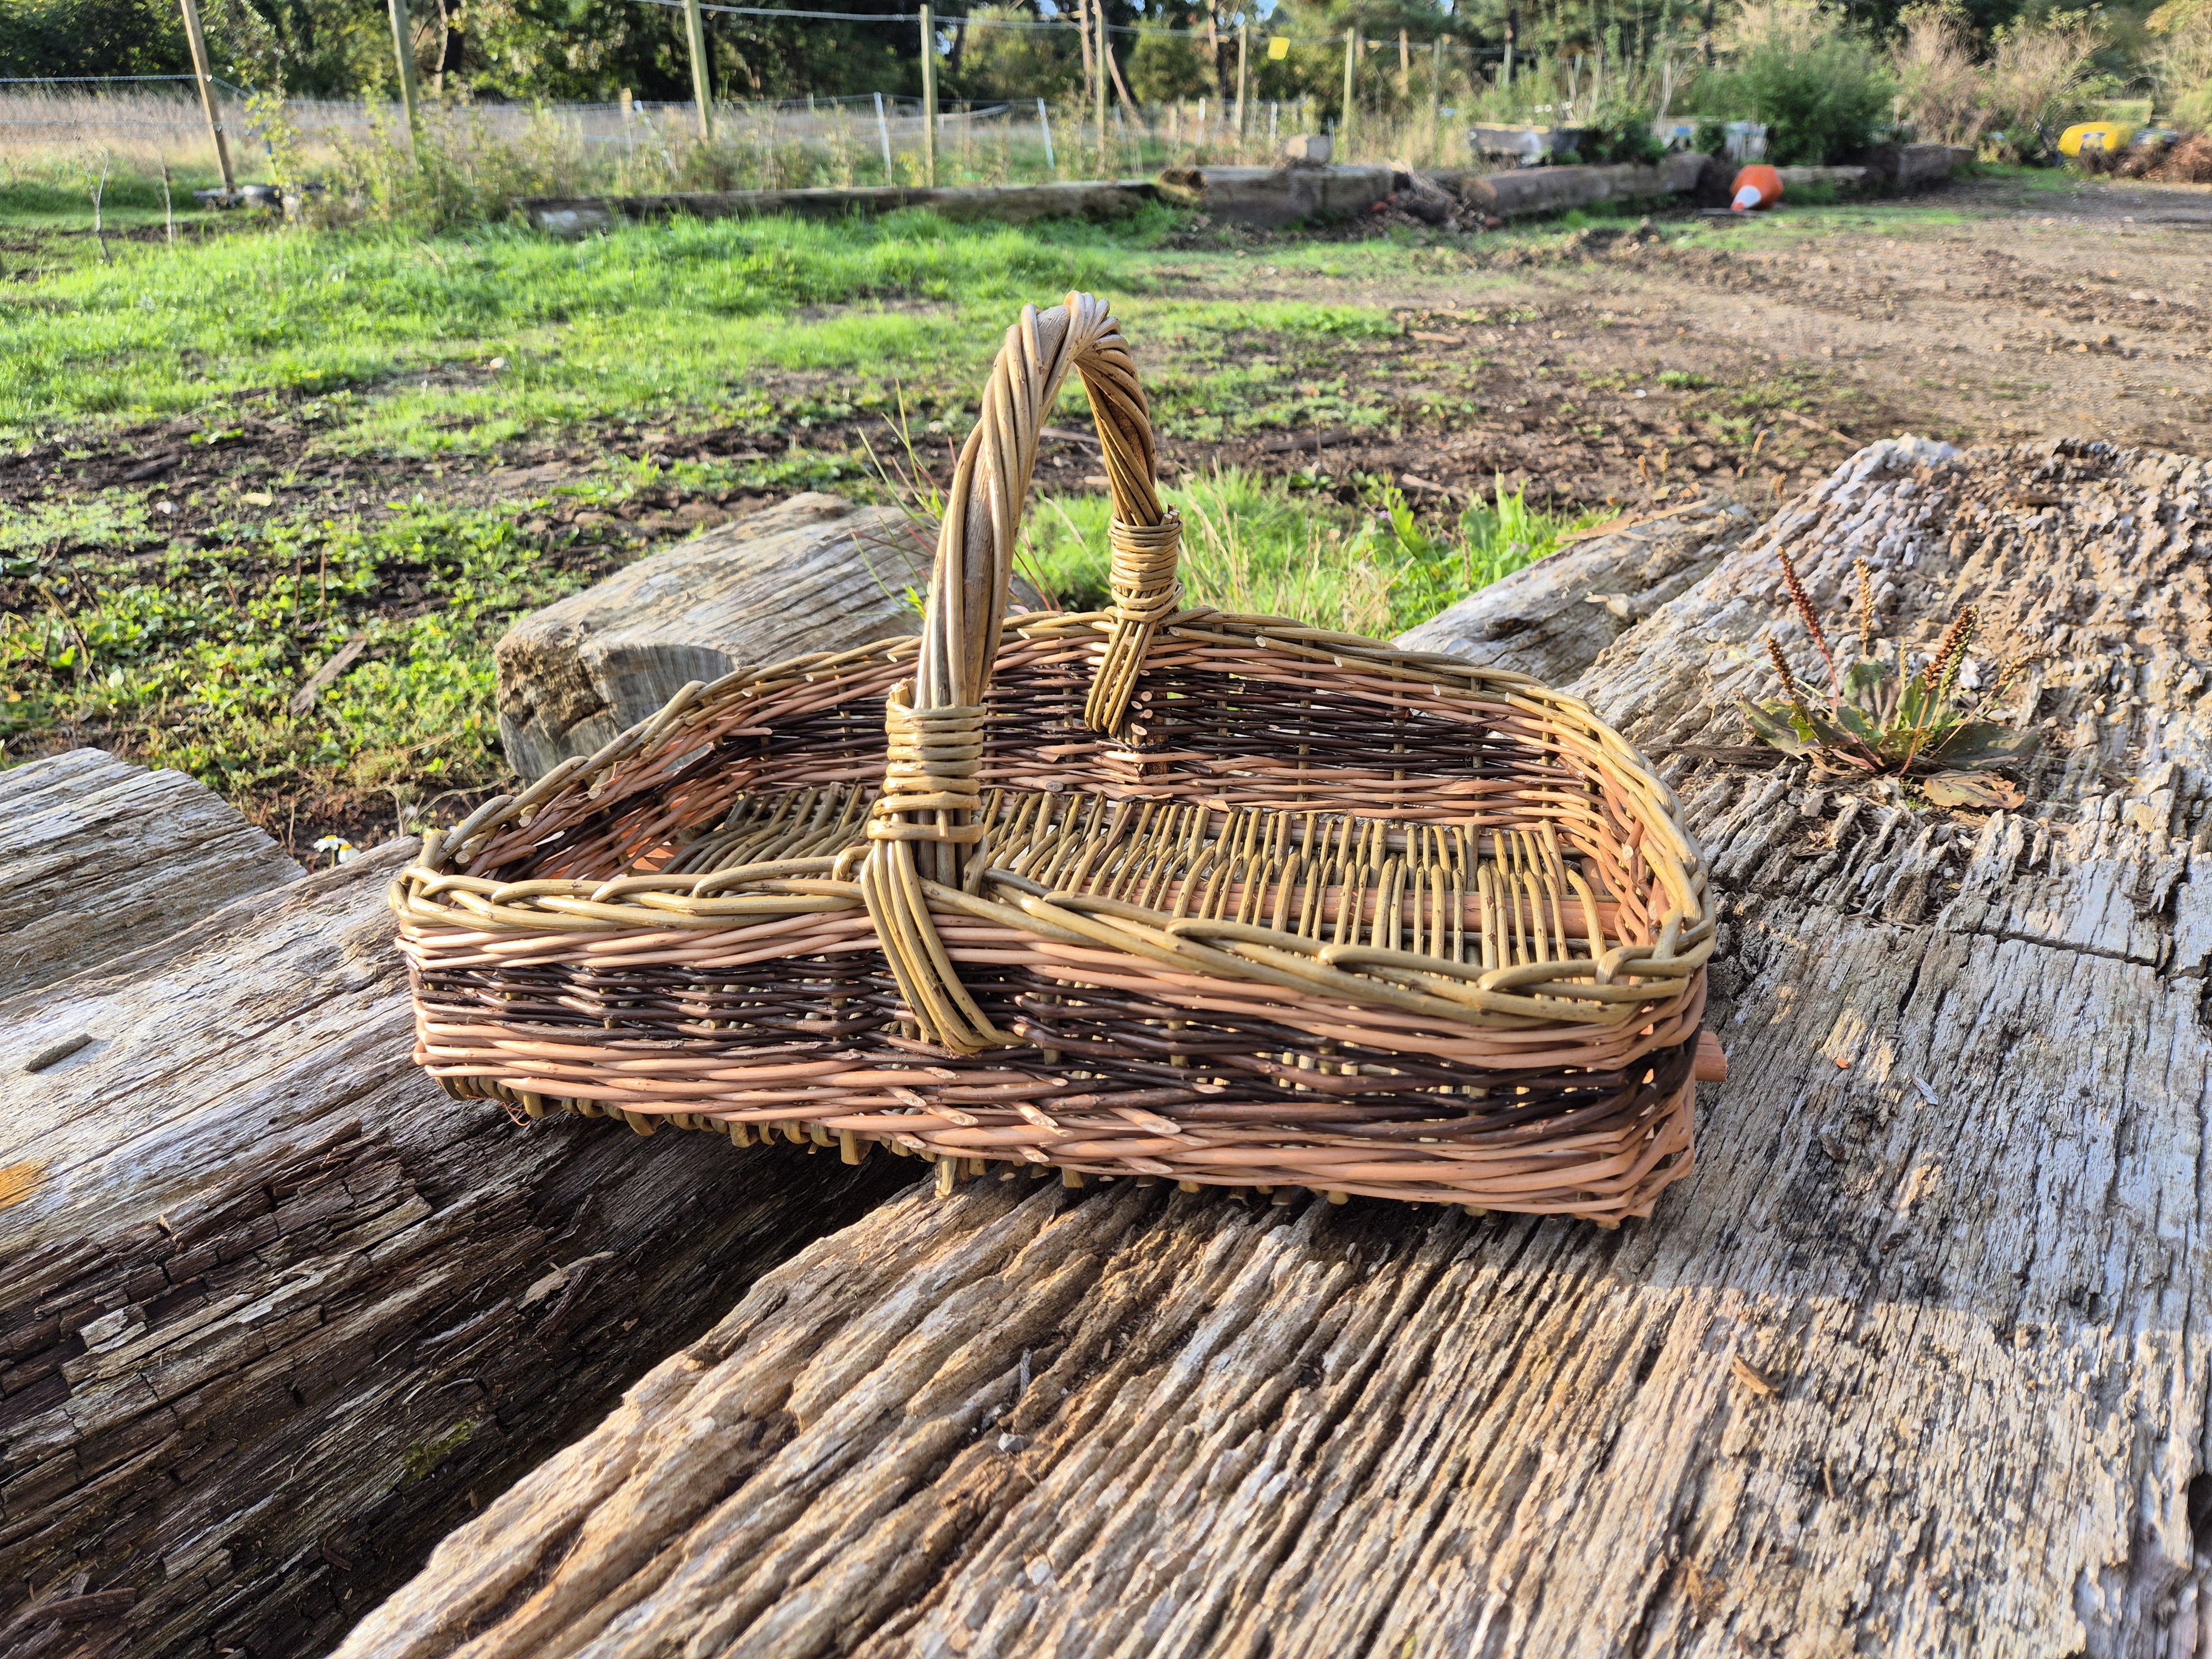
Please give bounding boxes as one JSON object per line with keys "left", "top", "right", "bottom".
{"left": 392, "top": 293, "right": 1722, "bottom": 1224}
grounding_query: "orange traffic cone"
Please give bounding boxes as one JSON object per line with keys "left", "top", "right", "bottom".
{"left": 1730, "top": 164, "right": 1783, "bottom": 213}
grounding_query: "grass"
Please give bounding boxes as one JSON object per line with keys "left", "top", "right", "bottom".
{"left": 1023, "top": 467, "right": 1584, "bottom": 639}
{"left": 2, "top": 493, "right": 582, "bottom": 838}
{"left": 0, "top": 199, "right": 1681, "bottom": 849}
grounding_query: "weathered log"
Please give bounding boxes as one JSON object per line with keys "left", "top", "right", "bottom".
{"left": 495, "top": 493, "right": 925, "bottom": 781}
{"left": 523, "top": 181, "right": 1157, "bottom": 238}
{"left": 1439, "top": 150, "right": 1710, "bottom": 219}
{"left": 340, "top": 436, "right": 2212, "bottom": 1658}
{"left": 0, "top": 803, "right": 914, "bottom": 1657}
{"left": 1150, "top": 164, "right": 1397, "bottom": 228}
{"left": 1393, "top": 497, "right": 1754, "bottom": 684}
{"left": 0, "top": 749, "right": 300, "bottom": 1002}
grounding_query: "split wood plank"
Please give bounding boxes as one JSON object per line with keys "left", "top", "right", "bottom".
{"left": 0, "top": 832, "right": 915, "bottom": 1658}
{"left": 341, "top": 436, "right": 2212, "bottom": 1659}
{"left": 0, "top": 749, "right": 301, "bottom": 1004}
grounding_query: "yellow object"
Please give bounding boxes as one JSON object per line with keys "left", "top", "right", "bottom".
{"left": 2059, "top": 121, "right": 2135, "bottom": 155}
{"left": 1267, "top": 34, "right": 1291, "bottom": 59}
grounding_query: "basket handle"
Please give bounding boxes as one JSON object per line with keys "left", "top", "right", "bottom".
{"left": 926, "top": 291, "right": 1176, "bottom": 731}
{"left": 862, "top": 293, "right": 1176, "bottom": 1053}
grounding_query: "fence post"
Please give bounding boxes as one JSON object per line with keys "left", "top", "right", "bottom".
{"left": 175, "top": 0, "right": 236, "bottom": 192}
{"left": 385, "top": 0, "right": 422, "bottom": 151}
{"left": 1430, "top": 35, "right": 1443, "bottom": 137}
{"left": 1037, "top": 97, "right": 1056, "bottom": 174}
{"left": 875, "top": 91, "right": 894, "bottom": 180}
{"left": 1341, "top": 28, "right": 1357, "bottom": 156}
{"left": 919, "top": 6, "right": 938, "bottom": 186}
{"left": 1235, "top": 24, "right": 1249, "bottom": 140}
{"left": 684, "top": 0, "right": 713, "bottom": 139}
{"left": 1094, "top": 0, "right": 1108, "bottom": 165}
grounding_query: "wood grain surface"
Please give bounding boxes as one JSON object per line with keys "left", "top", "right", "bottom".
{"left": 0, "top": 749, "right": 301, "bottom": 1003}
{"left": 337, "top": 437, "right": 2212, "bottom": 1658}
{"left": 0, "top": 825, "right": 915, "bottom": 1658}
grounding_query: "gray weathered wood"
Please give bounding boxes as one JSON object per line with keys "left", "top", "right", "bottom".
{"left": 1393, "top": 497, "right": 1754, "bottom": 684}
{"left": 338, "top": 436, "right": 2212, "bottom": 1659}
{"left": 496, "top": 493, "right": 932, "bottom": 782}
{"left": 524, "top": 180, "right": 1157, "bottom": 238}
{"left": 0, "top": 749, "right": 301, "bottom": 1003}
{"left": 0, "top": 833, "right": 913, "bottom": 1657}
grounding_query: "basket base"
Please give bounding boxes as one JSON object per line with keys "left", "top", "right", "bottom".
{"left": 435, "top": 1040, "right": 1702, "bottom": 1228}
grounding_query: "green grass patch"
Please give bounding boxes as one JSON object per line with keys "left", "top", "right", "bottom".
{"left": 1, "top": 493, "right": 589, "bottom": 826}
{"left": 1023, "top": 467, "right": 1587, "bottom": 638}
{"left": 0, "top": 207, "right": 1184, "bottom": 444}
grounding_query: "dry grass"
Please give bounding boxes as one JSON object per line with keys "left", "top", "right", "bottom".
{"left": 1893, "top": 6, "right": 1993, "bottom": 147}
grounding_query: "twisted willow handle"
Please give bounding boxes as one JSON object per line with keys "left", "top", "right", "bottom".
{"left": 861, "top": 293, "right": 1177, "bottom": 1052}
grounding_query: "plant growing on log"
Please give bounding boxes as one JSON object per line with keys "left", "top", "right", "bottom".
{"left": 1741, "top": 553, "right": 2038, "bottom": 806}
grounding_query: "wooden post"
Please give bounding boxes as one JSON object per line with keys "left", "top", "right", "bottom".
{"left": 385, "top": 0, "right": 422, "bottom": 150}
{"left": 1037, "top": 96, "right": 1055, "bottom": 173}
{"left": 1430, "top": 34, "right": 1443, "bottom": 154}
{"left": 920, "top": 5, "right": 938, "bottom": 186}
{"left": 1397, "top": 27, "right": 1411, "bottom": 98}
{"left": 175, "top": 0, "right": 234, "bottom": 192}
{"left": 1094, "top": 0, "right": 1108, "bottom": 163}
{"left": 1342, "top": 27, "right": 1358, "bottom": 155}
{"left": 684, "top": 0, "right": 712, "bottom": 138}
{"left": 1235, "top": 23, "right": 1249, "bottom": 139}
{"left": 874, "top": 90, "right": 894, "bottom": 179}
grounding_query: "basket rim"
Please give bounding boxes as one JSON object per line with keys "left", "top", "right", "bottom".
{"left": 422, "top": 602, "right": 1699, "bottom": 882}
{"left": 392, "top": 603, "right": 1712, "bottom": 1035}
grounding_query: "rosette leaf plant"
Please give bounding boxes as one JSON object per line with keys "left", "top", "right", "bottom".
{"left": 1740, "top": 553, "right": 2039, "bottom": 807}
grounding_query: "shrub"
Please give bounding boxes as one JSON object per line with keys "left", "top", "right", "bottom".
{"left": 1694, "top": 0, "right": 1897, "bottom": 165}
{"left": 1893, "top": 4, "right": 1993, "bottom": 147}
{"left": 2150, "top": 0, "right": 2212, "bottom": 129}
{"left": 1983, "top": 11, "right": 2107, "bottom": 152}
{"left": 1588, "top": 103, "right": 1667, "bottom": 164}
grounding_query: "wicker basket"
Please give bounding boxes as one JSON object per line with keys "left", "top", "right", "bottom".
{"left": 391, "top": 293, "right": 1721, "bottom": 1224}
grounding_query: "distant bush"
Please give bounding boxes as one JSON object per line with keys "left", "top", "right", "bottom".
{"left": 1983, "top": 10, "right": 2107, "bottom": 153}
{"left": 1588, "top": 104, "right": 1667, "bottom": 164}
{"left": 1894, "top": 4, "right": 1994, "bottom": 147}
{"left": 1693, "top": 0, "right": 1897, "bottom": 164}
{"left": 1128, "top": 29, "right": 1212, "bottom": 105}
{"left": 2150, "top": 0, "right": 2212, "bottom": 129}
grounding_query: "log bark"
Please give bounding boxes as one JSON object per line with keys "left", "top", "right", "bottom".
{"left": 342, "top": 438, "right": 2212, "bottom": 1658}
{"left": 1393, "top": 497, "right": 1754, "bottom": 684}
{"left": 495, "top": 493, "right": 924, "bottom": 781}
{"left": 524, "top": 182, "right": 1157, "bottom": 238}
{"left": 0, "top": 749, "right": 300, "bottom": 1003}
{"left": 0, "top": 804, "right": 914, "bottom": 1658}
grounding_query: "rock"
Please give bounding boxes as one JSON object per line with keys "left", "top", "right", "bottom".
{"left": 495, "top": 493, "right": 929, "bottom": 782}
{"left": 1280, "top": 132, "right": 1332, "bottom": 166}
{"left": 0, "top": 749, "right": 301, "bottom": 1001}
{"left": 1897, "top": 142, "right": 1972, "bottom": 189}
{"left": 341, "top": 439, "right": 2212, "bottom": 1659}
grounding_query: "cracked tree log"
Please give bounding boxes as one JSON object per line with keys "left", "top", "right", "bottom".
{"left": 0, "top": 820, "right": 915, "bottom": 1659}
{"left": 0, "top": 749, "right": 301, "bottom": 1003}
{"left": 1393, "top": 497, "right": 1755, "bottom": 683}
{"left": 341, "top": 437, "right": 2212, "bottom": 1659}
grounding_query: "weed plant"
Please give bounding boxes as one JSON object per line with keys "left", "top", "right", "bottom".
{"left": 1743, "top": 551, "right": 2037, "bottom": 806}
